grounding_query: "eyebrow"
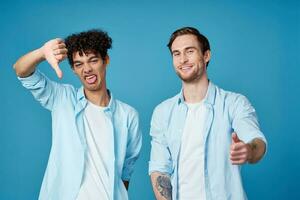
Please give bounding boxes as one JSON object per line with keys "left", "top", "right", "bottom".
{"left": 171, "top": 50, "right": 180, "bottom": 54}
{"left": 185, "top": 46, "right": 197, "bottom": 50}
{"left": 172, "top": 46, "right": 197, "bottom": 54}
{"left": 73, "top": 60, "right": 82, "bottom": 64}
{"left": 88, "top": 56, "right": 100, "bottom": 60}
{"left": 73, "top": 55, "right": 100, "bottom": 63}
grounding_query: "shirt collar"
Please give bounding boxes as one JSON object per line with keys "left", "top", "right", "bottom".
{"left": 76, "top": 86, "right": 116, "bottom": 113}
{"left": 177, "top": 81, "right": 216, "bottom": 106}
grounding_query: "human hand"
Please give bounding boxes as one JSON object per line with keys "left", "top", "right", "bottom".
{"left": 41, "top": 38, "right": 67, "bottom": 78}
{"left": 230, "top": 132, "right": 252, "bottom": 165}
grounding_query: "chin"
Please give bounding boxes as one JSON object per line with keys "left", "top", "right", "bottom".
{"left": 177, "top": 73, "right": 192, "bottom": 81}
{"left": 81, "top": 79, "right": 100, "bottom": 90}
{"left": 179, "top": 74, "right": 199, "bottom": 82}
{"left": 82, "top": 83, "right": 100, "bottom": 91}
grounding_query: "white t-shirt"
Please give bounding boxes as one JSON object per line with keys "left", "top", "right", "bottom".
{"left": 178, "top": 102, "right": 207, "bottom": 200}
{"left": 76, "top": 101, "right": 113, "bottom": 200}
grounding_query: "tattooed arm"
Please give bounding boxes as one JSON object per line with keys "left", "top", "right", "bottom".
{"left": 247, "top": 138, "right": 266, "bottom": 163}
{"left": 230, "top": 132, "right": 266, "bottom": 165}
{"left": 151, "top": 172, "right": 172, "bottom": 200}
{"left": 149, "top": 106, "right": 173, "bottom": 199}
{"left": 230, "top": 95, "right": 267, "bottom": 164}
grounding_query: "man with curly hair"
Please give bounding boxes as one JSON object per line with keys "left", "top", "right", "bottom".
{"left": 14, "top": 29, "right": 142, "bottom": 200}
{"left": 149, "top": 27, "right": 267, "bottom": 200}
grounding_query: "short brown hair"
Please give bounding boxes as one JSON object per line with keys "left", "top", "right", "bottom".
{"left": 167, "top": 27, "right": 210, "bottom": 54}
{"left": 167, "top": 27, "right": 211, "bottom": 67}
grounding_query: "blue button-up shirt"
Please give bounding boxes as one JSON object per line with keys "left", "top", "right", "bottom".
{"left": 149, "top": 82, "right": 267, "bottom": 200}
{"left": 18, "top": 70, "right": 142, "bottom": 200}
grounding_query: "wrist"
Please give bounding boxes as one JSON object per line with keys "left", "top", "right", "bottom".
{"left": 38, "top": 47, "right": 46, "bottom": 60}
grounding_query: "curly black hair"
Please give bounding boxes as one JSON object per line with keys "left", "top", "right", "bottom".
{"left": 65, "top": 29, "right": 112, "bottom": 67}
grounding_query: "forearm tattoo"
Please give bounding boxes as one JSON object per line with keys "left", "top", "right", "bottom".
{"left": 250, "top": 140, "right": 258, "bottom": 151}
{"left": 156, "top": 174, "right": 172, "bottom": 200}
{"left": 248, "top": 140, "right": 259, "bottom": 162}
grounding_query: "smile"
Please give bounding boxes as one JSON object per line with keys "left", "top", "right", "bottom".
{"left": 180, "top": 65, "right": 193, "bottom": 72}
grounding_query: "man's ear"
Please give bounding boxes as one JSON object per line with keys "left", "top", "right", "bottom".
{"left": 105, "top": 55, "right": 110, "bottom": 66}
{"left": 204, "top": 50, "right": 211, "bottom": 63}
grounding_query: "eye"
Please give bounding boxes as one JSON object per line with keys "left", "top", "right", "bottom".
{"left": 74, "top": 63, "right": 82, "bottom": 68}
{"left": 187, "top": 49, "right": 194, "bottom": 54}
{"left": 173, "top": 52, "right": 180, "bottom": 57}
{"left": 90, "top": 59, "right": 99, "bottom": 64}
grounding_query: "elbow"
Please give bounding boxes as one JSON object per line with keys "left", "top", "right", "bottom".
{"left": 13, "top": 62, "right": 31, "bottom": 77}
{"left": 13, "top": 62, "right": 17, "bottom": 72}
{"left": 13, "top": 62, "right": 22, "bottom": 77}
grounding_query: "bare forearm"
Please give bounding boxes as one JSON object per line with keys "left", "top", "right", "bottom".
{"left": 13, "top": 47, "right": 45, "bottom": 77}
{"left": 247, "top": 138, "right": 266, "bottom": 163}
{"left": 150, "top": 172, "right": 172, "bottom": 200}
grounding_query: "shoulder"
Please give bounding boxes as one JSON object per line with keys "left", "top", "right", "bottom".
{"left": 213, "top": 84, "right": 254, "bottom": 117}
{"left": 156, "top": 93, "right": 179, "bottom": 109}
{"left": 54, "top": 83, "right": 77, "bottom": 100}
{"left": 152, "top": 94, "right": 179, "bottom": 118}
{"left": 114, "top": 99, "right": 139, "bottom": 118}
{"left": 214, "top": 84, "right": 249, "bottom": 105}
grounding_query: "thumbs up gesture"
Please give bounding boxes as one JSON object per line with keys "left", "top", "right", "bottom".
{"left": 41, "top": 38, "right": 67, "bottom": 79}
{"left": 230, "top": 132, "right": 252, "bottom": 165}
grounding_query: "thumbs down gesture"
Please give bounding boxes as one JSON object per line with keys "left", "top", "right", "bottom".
{"left": 41, "top": 38, "right": 68, "bottom": 79}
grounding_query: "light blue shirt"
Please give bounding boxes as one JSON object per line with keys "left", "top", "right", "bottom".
{"left": 18, "top": 70, "right": 142, "bottom": 200}
{"left": 149, "top": 82, "right": 267, "bottom": 200}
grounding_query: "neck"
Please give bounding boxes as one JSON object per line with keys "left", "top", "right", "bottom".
{"left": 182, "top": 74, "right": 209, "bottom": 103}
{"left": 84, "top": 85, "right": 110, "bottom": 107}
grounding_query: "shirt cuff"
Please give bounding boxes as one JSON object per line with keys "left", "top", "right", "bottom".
{"left": 148, "top": 161, "right": 173, "bottom": 176}
{"left": 18, "top": 70, "right": 43, "bottom": 87}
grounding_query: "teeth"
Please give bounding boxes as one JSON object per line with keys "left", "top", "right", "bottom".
{"left": 85, "top": 75, "right": 95, "bottom": 80}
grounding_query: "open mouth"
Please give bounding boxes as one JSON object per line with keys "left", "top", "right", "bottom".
{"left": 85, "top": 74, "right": 97, "bottom": 84}
{"left": 180, "top": 65, "right": 193, "bottom": 72}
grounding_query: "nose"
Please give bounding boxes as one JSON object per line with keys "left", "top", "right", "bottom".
{"left": 83, "top": 63, "right": 92, "bottom": 73}
{"left": 180, "top": 53, "right": 188, "bottom": 64}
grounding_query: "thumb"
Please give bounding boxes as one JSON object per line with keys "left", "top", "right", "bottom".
{"left": 232, "top": 132, "right": 240, "bottom": 143}
{"left": 51, "top": 62, "right": 63, "bottom": 79}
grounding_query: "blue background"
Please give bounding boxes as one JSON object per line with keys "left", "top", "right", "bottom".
{"left": 1, "top": 0, "right": 299, "bottom": 199}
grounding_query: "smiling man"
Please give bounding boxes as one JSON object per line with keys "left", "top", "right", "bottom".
{"left": 149, "top": 27, "right": 267, "bottom": 200}
{"left": 14, "top": 29, "right": 142, "bottom": 200}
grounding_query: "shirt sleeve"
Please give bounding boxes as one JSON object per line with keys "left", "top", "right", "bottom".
{"left": 121, "top": 109, "right": 142, "bottom": 181}
{"left": 148, "top": 106, "right": 173, "bottom": 176}
{"left": 18, "top": 70, "right": 61, "bottom": 111}
{"left": 231, "top": 94, "right": 267, "bottom": 146}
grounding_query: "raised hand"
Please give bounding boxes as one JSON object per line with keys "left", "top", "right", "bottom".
{"left": 41, "top": 38, "right": 67, "bottom": 78}
{"left": 230, "top": 132, "right": 253, "bottom": 165}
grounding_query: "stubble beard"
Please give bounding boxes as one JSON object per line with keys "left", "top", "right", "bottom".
{"left": 177, "top": 68, "right": 204, "bottom": 83}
